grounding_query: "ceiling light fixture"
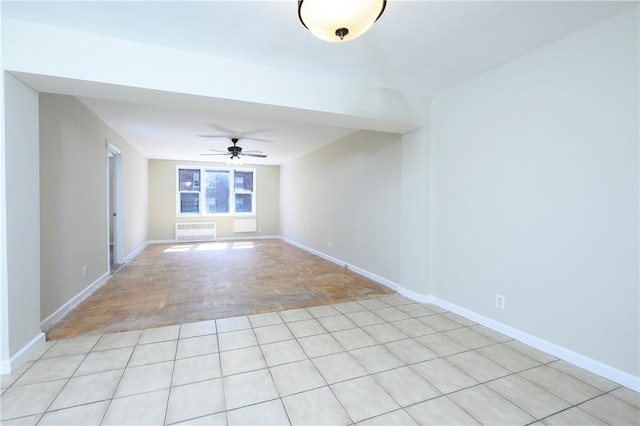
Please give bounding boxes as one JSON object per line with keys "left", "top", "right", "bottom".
{"left": 226, "top": 154, "right": 243, "bottom": 166}
{"left": 298, "top": 0, "right": 386, "bottom": 43}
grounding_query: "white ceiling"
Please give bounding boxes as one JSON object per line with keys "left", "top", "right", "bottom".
{"left": 2, "top": 1, "right": 633, "bottom": 164}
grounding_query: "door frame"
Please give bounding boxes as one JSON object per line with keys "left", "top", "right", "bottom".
{"left": 106, "top": 141, "right": 124, "bottom": 269}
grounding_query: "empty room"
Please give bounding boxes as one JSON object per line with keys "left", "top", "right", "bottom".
{"left": 1, "top": 1, "right": 638, "bottom": 425}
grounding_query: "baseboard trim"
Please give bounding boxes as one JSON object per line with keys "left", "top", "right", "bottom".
{"left": 40, "top": 271, "right": 110, "bottom": 332}
{"left": 1, "top": 332, "right": 45, "bottom": 374}
{"left": 280, "top": 237, "right": 399, "bottom": 292}
{"left": 427, "top": 296, "right": 640, "bottom": 392}
{"left": 124, "top": 241, "right": 148, "bottom": 263}
{"left": 398, "top": 286, "right": 431, "bottom": 304}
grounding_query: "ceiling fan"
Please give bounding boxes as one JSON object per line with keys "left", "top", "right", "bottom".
{"left": 199, "top": 137, "right": 267, "bottom": 164}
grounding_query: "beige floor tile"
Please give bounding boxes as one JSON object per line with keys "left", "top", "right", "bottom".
{"left": 350, "top": 345, "right": 404, "bottom": 374}
{"left": 298, "top": 333, "right": 344, "bottom": 358}
{"left": 0, "top": 414, "right": 41, "bottom": 425}
{"left": 114, "top": 361, "right": 172, "bottom": 398}
{"left": 549, "top": 360, "right": 619, "bottom": 392}
{"left": 171, "top": 412, "right": 226, "bottom": 425}
{"left": 176, "top": 334, "right": 218, "bottom": 359}
{"left": 306, "top": 305, "right": 341, "bottom": 318}
{"left": 541, "top": 407, "right": 608, "bottom": 425}
{"left": 418, "top": 314, "right": 463, "bottom": 332}
{"left": 215, "top": 316, "right": 251, "bottom": 333}
{"left": 405, "top": 396, "right": 480, "bottom": 425}
{"left": 312, "top": 352, "right": 368, "bottom": 384}
{"left": 448, "top": 384, "right": 535, "bottom": 425}
{"left": 443, "top": 327, "right": 496, "bottom": 349}
{"left": 610, "top": 386, "right": 640, "bottom": 408}
{"left": 227, "top": 399, "right": 289, "bottom": 425}
{"left": 14, "top": 354, "right": 85, "bottom": 386}
{"left": 414, "top": 333, "right": 467, "bottom": 357}
{"left": 172, "top": 353, "right": 221, "bottom": 387}
{"left": 469, "top": 324, "right": 510, "bottom": 342}
{"left": 384, "top": 338, "right": 436, "bottom": 364}
{"left": 372, "top": 307, "right": 412, "bottom": 322}
{"left": 138, "top": 325, "right": 180, "bottom": 345}
{"left": 346, "top": 311, "right": 386, "bottom": 327}
{"left": 446, "top": 351, "right": 511, "bottom": 382}
{"left": 253, "top": 324, "right": 293, "bottom": 345}
{"left": 504, "top": 340, "right": 558, "bottom": 364}
{"left": 396, "top": 304, "right": 436, "bottom": 318}
{"left": 25, "top": 341, "right": 56, "bottom": 362}
{"left": 129, "top": 340, "right": 176, "bottom": 366}
{"left": 390, "top": 318, "right": 436, "bottom": 337}
{"left": 248, "top": 312, "right": 283, "bottom": 328}
{"left": 362, "top": 323, "right": 408, "bottom": 344}
{"left": 220, "top": 346, "right": 267, "bottom": 376}
{"left": 278, "top": 307, "right": 313, "bottom": 322}
{"left": 102, "top": 389, "right": 169, "bottom": 425}
{"left": 42, "top": 335, "right": 101, "bottom": 359}
{"left": 331, "top": 376, "right": 400, "bottom": 422}
{"left": 519, "top": 365, "right": 602, "bottom": 405}
{"left": 261, "top": 339, "right": 308, "bottom": 367}
{"left": 0, "top": 379, "right": 67, "bottom": 421}
{"left": 270, "top": 359, "right": 326, "bottom": 396}
{"left": 357, "top": 298, "right": 390, "bottom": 310}
{"left": 357, "top": 409, "right": 417, "bottom": 425}
{"left": 378, "top": 295, "right": 414, "bottom": 307}
{"left": 38, "top": 400, "right": 109, "bottom": 426}
{"left": 332, "top": 328, "right": 378, "bottom": 351}
{"left": 333, "top": 301, "right": 367, "bottom": 314}
{"left": 1, "top": 362, "right": 33, "bottom": 390}
{"left": 443, "top": 313, "right": 477, "bottom": 327}
{"left": 179, "top": 319, "right": 217, "bottom": 339}
{"left": 50, "top": 369, "right": 122, "bottom": 410}
{"left": 374, "top": 366, "right": 441, "bottom": 406}
{"left": 486, "top": 374, "right": 571, "bottom": 419}
{"left": 317, "top": 315, "right": 358, "bottom": 332}
{"left": 477, "top": 343, "right": 540, "bottom": 372}
{"left": 165, "top": 379, "right": 225, "bottom": 424}
{"left": 282, "top": 386, "right": 351, "bottom": 425}
{"left": 75, "top": 347, "right": 133, "bottom": 376}
{"left": 287, "top": 319, "right": 326, "bottom": 338}
{"left": 579, "top": 393, "right": 640, "bottom": 425}
{"left": 93, "top": 330, "right": 142, "bottom": 351}
{"left": 222, "top": 369, "right": 279, "bottom": 410}
{"left": 411, "top": 358, "right": 478, "bottom": 394}
{"left": 219, "top": 329, "right": 258, "bottom": 351}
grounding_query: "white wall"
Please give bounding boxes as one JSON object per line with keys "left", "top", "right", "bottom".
{"left": 3, "top": 72, "right": 42, "bottom": 369}
{"left": 280, "top": 130, "right": 402, "bottom": 285}
{"left": 39, "top": 93, "right": 149, "bottom": 323}
{"left": 431, "top": 6, "right": 639, "bottom": 379}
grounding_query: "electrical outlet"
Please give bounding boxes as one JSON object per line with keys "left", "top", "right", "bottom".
{"left": 496, "top": 294, "right": 505, "bottom": 309}
{"left": 328, "top": 242, "right": 332, "bottom": 249}
{"left": 83, "top": 266, "right": 88, "bottom": 278}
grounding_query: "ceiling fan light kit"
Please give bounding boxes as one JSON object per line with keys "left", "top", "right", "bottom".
{"left": 298, "top": 0, "right": 386, "bottom": 42}
{"left": 199, "top": 137, "right": 268, "bottom": 163}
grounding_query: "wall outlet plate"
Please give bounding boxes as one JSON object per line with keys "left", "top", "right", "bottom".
{"left": 496, "top": 294, "right": 505, "bottom": 309}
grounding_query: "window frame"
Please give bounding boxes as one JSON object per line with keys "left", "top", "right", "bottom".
{"left": 176, "top": 165, "right": 256, "bottom": 217}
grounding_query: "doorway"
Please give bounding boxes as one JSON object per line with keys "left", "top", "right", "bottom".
{"left": 107, "top": 142, "right": 124, "bottom": 272}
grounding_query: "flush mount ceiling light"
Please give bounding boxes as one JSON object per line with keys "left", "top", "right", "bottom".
{"left": 298, "top": 0, "right": 386, "bottom": 42}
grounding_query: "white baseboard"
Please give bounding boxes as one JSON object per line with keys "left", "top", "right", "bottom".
{"left": 147, "top": 239, "right": 175, "bottom": 245}
{"left": 40, "top": 271, "right": 110, "bottom": 332}
{"left": 218, "top": 235, "right": 280, "bottom": 241}
{"left": 398, "top": 286, "right": 431, "bottom": 304}
{"left": 124, "top": 241, "right": 148, "bottom": 263}
{"left": 280, "top": 237, "right": 399, "bottom": 292}
{"left": 427, "top": 296, "right": 640, "bottom": 392}
{"left": 1, "top": 332, "right": 45, "bottom": 374}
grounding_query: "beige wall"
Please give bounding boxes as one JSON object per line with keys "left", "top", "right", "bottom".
{"left": 39, "top": 93, "right": 148, "bottom": 322}
{"left": 148, "top": 160, "right": 280, "bottom": 241}
{"left": 4, "top": 73, "right": 41, "bottom": 360}
{"left": 280, "top": 130, "right": 402, "bottom": 284}
{"left": 430, "top": 6, "right": 639, "bottom": 377}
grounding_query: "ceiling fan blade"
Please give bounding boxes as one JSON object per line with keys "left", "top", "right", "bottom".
{"left": 242, "top": 153, "right": 268, "bottom": 158}
{"left": 242, "top": 149, "right": 263, "bottom": 154}
{"left": 199, "top": 153, "right": 227, "bottom": 156}
{"left": 208, "top": 149, "right": 228, "bottom": 153}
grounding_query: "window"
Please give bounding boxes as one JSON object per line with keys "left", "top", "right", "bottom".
{"left": 177, "top": 167, "right": 255, "bottom": 216}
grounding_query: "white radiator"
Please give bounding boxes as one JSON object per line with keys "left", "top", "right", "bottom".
{"left": 175, "top": 222, "right": 217, "bottom": 242}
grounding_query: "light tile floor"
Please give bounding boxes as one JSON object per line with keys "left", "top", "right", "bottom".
{"left": 1, "top": 295, "right": 638, "bottom": 425}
